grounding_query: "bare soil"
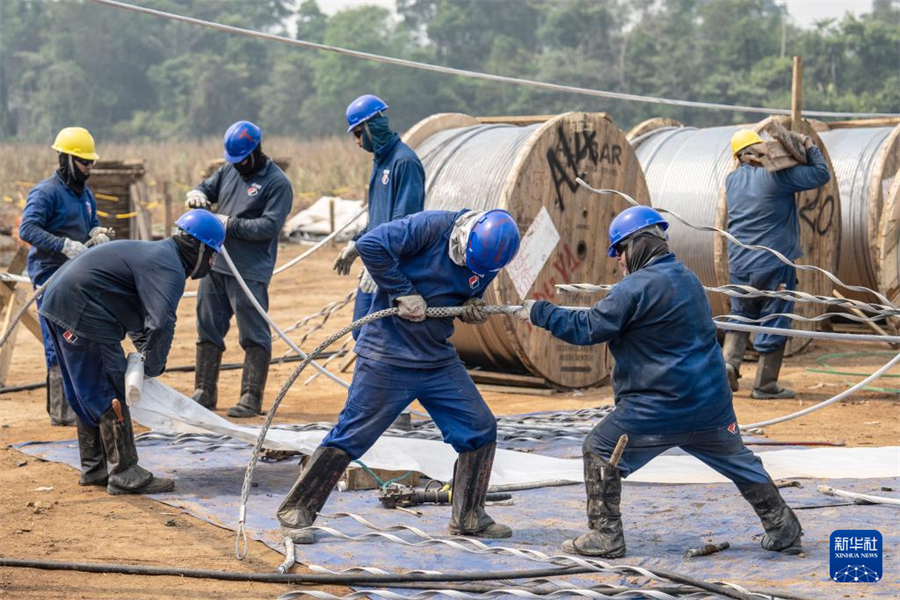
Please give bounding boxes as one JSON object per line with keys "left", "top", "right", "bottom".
{"left": 1, "top": 244, "right": 898, "bottom": 598}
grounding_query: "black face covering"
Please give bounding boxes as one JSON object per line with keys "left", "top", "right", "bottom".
{"left": 173, "top": 232, "right": 217, "bottom": 280}
{"left": 233, "top": 144, "right": 268, "bottom": 180}
{"left": 57, "top": 152, "right": 90, "bottom": 194}
{"left": 623, "top": 229, "right": 670, "bottom": 274}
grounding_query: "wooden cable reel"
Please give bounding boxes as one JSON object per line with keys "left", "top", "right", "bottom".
{"left": 404, "top": 112, "right": 651, "bottom": 388}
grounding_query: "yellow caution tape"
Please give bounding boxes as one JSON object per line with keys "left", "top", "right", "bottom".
{"left": 96, "top": 210, "right": 109, "bottom": 217}
{"left": 331, "top": 186, "right": 351, "bottom": 195}
{"left": 14, "top": 181, "right": 36, "bottom": 187}
{"left": 298, "top": 191, "right": 318, "bottom": 198}
{"left": 95, "top": 193, "right": 118, "bottom": 201}
{"left": 115, "top": 211, "right": 138, "bottom": 219}
{"left": 143, "top": 201, "right": 159, "bottom": 210}
{"left": 2, "top": 196, "right": 13, "bottom": 203}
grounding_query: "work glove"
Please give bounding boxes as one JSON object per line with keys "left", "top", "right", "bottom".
{"left": 459, "top": 297, "right": 488, "bottom": 325}
{"left": 359, "top": 268, "right": 377, "bottom": 294}
{"left": 333, "top": 241, "right": 358, "bottom": 276}
{"left": 88, "top": 226, "right": 114, "bottom": 246}
{"left": 61, "top": 238, "right": 88, "bottom": 259}
{"left": 801, "top": 135, "right": 814, "bottom": 150}
{"left": 396, "top": 294, "right": 426, "bottom": 322}
{"left": 513, "top": 300, "right": 536, "bottom": 324}
{"left": 185, "top": 189, "right": 210, "bottom": 209}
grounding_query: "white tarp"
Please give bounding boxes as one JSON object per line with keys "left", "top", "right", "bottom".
{"left": 130, "top": 378, "right": 900, "bottom": 485}
{"left": 283, "top": 196, "right": 366, "bottom": 240}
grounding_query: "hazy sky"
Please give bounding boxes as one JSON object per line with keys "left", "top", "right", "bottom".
{"left": 316, "top": 0, "right": 875, "bottom": 28}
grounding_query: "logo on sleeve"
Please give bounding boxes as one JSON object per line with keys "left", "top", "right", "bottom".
{"left": 468, "top": 275, "right": 480, "bottom": 290}
{"left": 831, "top": 530, "right": 882, "bottom": 583}
{"left": 381, "top": 169, "right": 390, "bottom": 185}
{"left": 727, "top": 422, "right": 737, "bottom": 434}
{"left": 62, "top": 330, "right": 78, "bottom": 344}
{"left": 247, "top": 183, "right": 262, "bottom": 197}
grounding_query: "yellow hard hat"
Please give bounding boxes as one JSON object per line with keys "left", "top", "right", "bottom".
{"left": 730, "top": 129, "right": 762, "bottom": 157}
{"left": 51, "top": 127, "right": 99, "bottom": 161}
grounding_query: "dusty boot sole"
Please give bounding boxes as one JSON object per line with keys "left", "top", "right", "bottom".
{"left": 79, "top": 478, "right": 108, "bottom": 487}
{"left": 108, "top": 477, "right": 175, "bottom": 495}
{"left": 281, "top": 526, "right": 316, "bottom": 545}
{"left": 227, "top": 405, "right": 262, "bottom": 418}
{"left": 751, "top": 388, "right": 796, "bottom": 400}
{"left": 450, "top": 524, "right": 512, "bottom": 539}
{"left": 561, "top": 537, "right": 626, "bottom": 558}
{"left": 192, "top": 390, "right": 217, "bottom": 411}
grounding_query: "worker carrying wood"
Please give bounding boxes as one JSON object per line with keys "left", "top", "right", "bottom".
{"left": 333, "top": 94, "right": 425, "bottom": 338}
{"left": 185, "top": 121, "right": 294, "bottom": 418}
{"left": 37, "top": 210, "right": 225, "bottom": 494}
{"left": 277, "top": 209, "right": 520, "bottom": 544}
{"left": 19, "top": 127, "right": 115, "bottom": 427}
{"left": 722, "top": 129, "right": 831, "bottom": 399}
{"left": 517, "top": 206, "right": 803, "bottom": 558}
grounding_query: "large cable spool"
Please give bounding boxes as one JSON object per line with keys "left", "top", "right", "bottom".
{"left": 817, "top": 124, "right": 900, "bottom": 300}
{"left": 627, "top": 117, "right": 842, "bottom": 356}
{"left": 878, "top": 175, "right": 900, "bottom": 307}
{"left": 403, "top": 112, "right": 651, "bottom": 388}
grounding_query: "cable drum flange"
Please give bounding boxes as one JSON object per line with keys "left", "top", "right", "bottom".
{"left": 404, "top": 112, "right": 651, "bottom": 388}
{"left": 628, "top": 117, "right": 842, "bottom": 357}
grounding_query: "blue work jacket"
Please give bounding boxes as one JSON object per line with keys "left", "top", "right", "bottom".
{"left": 725, "top": 146, "right": 831, "bottom": 275}
{"left": 530, "top": 254, "right": 736, "bottom": 434}
{"left": 19, "top": 174, "right": 99, "bottom": 284}
{"left": 40, "top": 239, "right": 186, "bottom": 377}
{"left": 354, "top": 210, "right": 495, "bottom": 368}
{"left": 354, "top": 135, "right": 425, "bottom": 241}
{"left": 196, "top": 160, "right": 293, "bottom": 284}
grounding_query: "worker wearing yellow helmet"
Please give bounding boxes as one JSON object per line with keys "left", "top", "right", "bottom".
{"left": 18, "top": 127, "right": 114, "bottom": 435}
{"left": 722, "top": 127, "right": 830, "bottom": 399}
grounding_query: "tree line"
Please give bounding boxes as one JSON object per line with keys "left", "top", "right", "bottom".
{"left": 1, "top": 0, "right": 898, "bottom": 143}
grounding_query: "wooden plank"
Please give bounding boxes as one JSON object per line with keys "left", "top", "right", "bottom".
{"left": 791, "top": 56, "right": 803, "bottom": 132}
{"left": 476, "top": 115, "right": 557, "bottom": 126}
{"left": 163, "top": 181, "right": 174, "bottom": 237}
{"left": 477, "top": 383, "right": 556, "bottom": 397}
{"left": 0, "top": 247, "right": 29, "bottom": 306}
{"left": 826, "top": 117, "right": 900, "bottom": 129}
{"left": 466, "top": 369, "right": 548, "bottom": 387}
{"left": 0, "top": 287, "right": 27, "bottom": 386}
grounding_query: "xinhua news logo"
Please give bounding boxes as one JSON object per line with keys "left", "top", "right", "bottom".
{"left": 830, "top": 530, "right": 882, "bottom": 583}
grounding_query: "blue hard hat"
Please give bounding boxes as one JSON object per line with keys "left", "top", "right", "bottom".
{"left": 176, "top": 209, "right": 226, "bottom": 252}
{"left": 223, "top": 121, "right": 262, "bottom": 163}
{"left": 346, "top": 94, "right": 388, "bottom": 132}
{"left": 466, "top": 209, "right": 521, "bottom": 276}
{"left": 607, "top": 206, "right": 668, "bottom": 257}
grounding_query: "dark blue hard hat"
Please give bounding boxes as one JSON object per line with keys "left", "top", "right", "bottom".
{"left": 346, "top": 95, "right": 388, "bottom": 133}
{"left": 466, "top": 209, "right": 521, "bottom": 276}
{"left": 223, "top": 121, "right": 261, "bottom": 163}
{"left": 607, "top": 206, "right": 668, "bottom": 257}
{"left": 176, "top": 209, "right": 226, "bottom": 252}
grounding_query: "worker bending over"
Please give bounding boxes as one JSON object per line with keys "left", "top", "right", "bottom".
{"left": 278, "top": 209, "right": 520, "bottom": 544}
{"left": 19, "top": 127, "right": 114, "bottom": 427}
{"left": 186, "top": 121, "right": 294, "bottom": 418}
{"left": 39, "top": 210, "right": 225, "bottom": 494}
{"left": 723, "top": 130, "right": 831, "bottom": 398}
{"left": 333, "top": 94, "right": 425, "bottom": 336}
{"left": 518, "top": 206, "right": 802, "bottom": 558}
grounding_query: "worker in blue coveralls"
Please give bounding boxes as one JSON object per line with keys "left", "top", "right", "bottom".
{"left": 38, "top": 210, "right": 225, "bottom": 495}
{"left": 722, "top": 129, "right": 831, "bottom": 399}
{"left": 185, "top": 121, "right": 294, "bottom": 418}
{"left": 517, "top": 206, "right": 802, "bottom": 558}
{"left": 19, "top": 127, "right": 115, "bottom": 427}
{"left": 332, "top": 94, "right": 425, "bottom": 338}
{"left": 277, "top": 209, "right": 520, "bottom": 544}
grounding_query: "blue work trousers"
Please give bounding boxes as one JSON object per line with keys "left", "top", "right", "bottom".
{"left": 33, "top": 270, "right": 58, "bottom": 370}
{"left": 322, "top": 356, "right": 497, "bottom": 460}
{"left": 584, "top": 413, "right": 771, "bottom": 485}
{"left": 46, "top": 322, "right": 126, "bottom": 427}
{"left": 351, "top": 289, "right": 374, "bottom": 341}
{"left": 197, "top": 271, "right": 271, "bottom": 352}
{"left": 728, "top": 264, "right": 796, "bottom": 353}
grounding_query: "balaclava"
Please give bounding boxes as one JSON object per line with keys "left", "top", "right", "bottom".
{"left": 173, "top": 230, "right": 217, "bottom": 280}
{"left": 361, "top": 114, "right": 398, "bottom": 158}
{"left": 57, "top": 152, "right": 90, "bottom": 195}
{"left": 621, "top": 226, "right": 669, "bottom": 274}
{"left": 448, "top": 210, "right": 485, "bottom": 267}
{"left": 233, "top": 143, "right": 269, "bottom": 180}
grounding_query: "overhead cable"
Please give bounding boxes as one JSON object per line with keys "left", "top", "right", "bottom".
{"left": 87, "top": 0, "right": 898, "bottom": 119}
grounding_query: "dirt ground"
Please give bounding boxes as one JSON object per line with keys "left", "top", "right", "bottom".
{"left": 1, "top": 244, "right": 898, "bottom": 599}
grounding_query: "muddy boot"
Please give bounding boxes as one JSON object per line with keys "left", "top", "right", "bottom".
{"left": 736, "top": 480, "right": 803, "bottom": 555}
{"left": 192, "top": 342, "right": 223, "bottom": 410}
{"left": 76, "top": 418, "right": 108, "bottom": 486}
{"left": 722, "top": 331, "right": 750, "bottom": 392}
{"left": 99, "top": 400, "right": 175, "bottom": 495}
{"left": 227, "top": 345, "right": 270, "bottom": 418}
{"left": 562, "top": 451, "right": 626, "bottom": 557}
{"left": 751, "top": 345, "right": 795, "bottom": 399}
{"left": 277, "top": 446, "right": 352, "bottom": 544}
{"left": 47, "top": 364, "right": 76, "bottom": 426}
{"left": 448, "top": 441, "right": 512, "bottom": 539}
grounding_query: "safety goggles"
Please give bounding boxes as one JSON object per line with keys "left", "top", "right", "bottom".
{"left": 72, "top": 156, "right": 95, "bottom": 167}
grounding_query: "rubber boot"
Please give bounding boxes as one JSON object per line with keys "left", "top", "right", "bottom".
{"left": 47, "top": 364, "right": 76, "bottom": 426}
{"left": 99, "top": 400, "right": 175, "bottom": 495}
{"left": 227, "top": 345, "right": 270, "bottom": 418}
{"left": 751, "top": 345, "right": 795, "bottom": 399}
{"left": 192, "top": 342, "right": 223, "bottom": 410}
{"left": 76, "top": 418, "right": 108, "bottom": 486}
{"left": 277, "top": 446, "right": 352, "bottom": 544}
{"left": 736, "top": 481, "right": 803, "bottom": 555}
{"left": 562, "top": 451, "right": 626, "bottom": 557}
{"left": 448, "top": 441, "right": 512, "bottom": 539}
{"left": 722, "top": 331, "right": 750, "bottom": 392}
